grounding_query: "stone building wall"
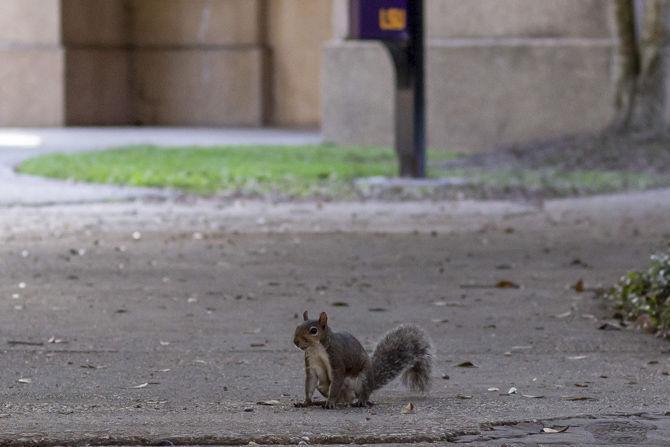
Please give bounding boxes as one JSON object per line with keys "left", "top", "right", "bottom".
{"left": 0, "top": 0, "right": 625, "bottom": 153}
{"left": 0, "top": 0, "right": 332, "bottom": 127}
{"left": 322, "top": 0, "right": 619, "bottom": 152}
{"left": 62, "top": 0, "right": 131, "bottom": 125}
{"left": 0, "top": 0, "right": 64, "bottom": 126}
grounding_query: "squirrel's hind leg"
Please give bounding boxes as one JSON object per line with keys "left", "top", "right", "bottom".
{"left": 338, "top": 377, "right": 356, "bottom": 404}
{"left": 351, "top": 372, "right": 374, "bottom": 407}
{"left": 317, "top": 382, "right": 329, "bottom": 398}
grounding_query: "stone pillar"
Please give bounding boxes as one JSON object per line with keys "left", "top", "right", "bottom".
{"left": 0, "top": 0, "right": 331, "bottom": 128}
{"left": 265, "top": 0, "right": 333, "bottom": 127}
{"left": 322, "top": 0, "right": 619, "bottom": 152}
{"left": 62, "top": 0, "right": 132, "bottom": 125}
{"left": 0, "top": 0, "right": 65, "bottom": 126}
{"left": 322, "top": 0, "right": 395, "bottom": 146}
{"left": 129, "top": 0, "right": 266, "bottom": 126}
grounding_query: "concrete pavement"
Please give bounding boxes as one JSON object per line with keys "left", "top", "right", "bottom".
{"left": 1, "top": 127, "right": 670, "bottom": 444}
{"left": 0, "top": 186, "right": 669, "bottom": 444}
{"left": 0, "top": 127, "right": 321, "bottom": 206}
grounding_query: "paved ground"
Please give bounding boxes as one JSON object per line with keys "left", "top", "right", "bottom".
{"left": 0, "top": 183, "right": 669, "bottom": 445}
{"left": 1, "top": 128, "right": 669, "bottom": 445}
{"left": 0, "top": 127, "right": 321, "bottom": 206}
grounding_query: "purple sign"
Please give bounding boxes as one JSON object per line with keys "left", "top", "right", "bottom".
{"left": 350, "top": 0, "right": 409, "bottom": 41}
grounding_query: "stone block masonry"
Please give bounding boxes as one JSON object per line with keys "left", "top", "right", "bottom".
{"left": 322, "top": 0, "right": 618, "bottom": 152}
{"left": 0, "top": 0, "right": 332, "bottom": 127}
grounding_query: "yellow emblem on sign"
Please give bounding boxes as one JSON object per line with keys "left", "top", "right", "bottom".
{"left": 379, "top": 8, "right": 406, "bottom": 31}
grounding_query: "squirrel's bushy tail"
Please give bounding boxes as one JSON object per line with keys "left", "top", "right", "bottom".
{"left": 371, "top": 325, "right": 432, "bottom": 393}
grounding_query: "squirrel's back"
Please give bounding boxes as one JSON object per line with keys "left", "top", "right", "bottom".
{"left": 327, "top": 330, "right": 370, "bottom": 373}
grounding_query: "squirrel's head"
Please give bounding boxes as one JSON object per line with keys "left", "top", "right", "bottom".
{"left": 293, "top": 310, "right": 328, "bottom": 350}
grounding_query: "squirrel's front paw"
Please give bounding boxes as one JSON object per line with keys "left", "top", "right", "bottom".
{"left": 322, "top": 400, "right": 337, "bottom": 409}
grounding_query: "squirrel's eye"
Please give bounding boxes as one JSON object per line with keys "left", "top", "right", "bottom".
{"left": 309, "top": 327, "right": 318, "bottom": 335}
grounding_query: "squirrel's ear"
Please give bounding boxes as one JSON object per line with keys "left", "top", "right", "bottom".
{"left": 318, "top": 312, "right": 328, "bottom": 328}
{"left": 303, "top": 310, "right": 309, "bottom": 321}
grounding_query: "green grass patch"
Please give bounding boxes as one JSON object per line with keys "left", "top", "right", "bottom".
{"left": 602, "top": 253, "right": 670, "bottom": 338}
{"left": 17, "top": 144, "right": 668, "bottom": 199}
{"left": 17, "top": 145, "right": 459, "bottom": 198}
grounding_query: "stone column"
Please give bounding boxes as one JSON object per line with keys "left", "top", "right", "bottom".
{"left": 62, "top": 0, "right": 132, "bottom": 125}
{"left": 129, "top": 0, "right": 266, "bottom": 126}
{"left": 322, "top": 0, "right": 396, "bottom": 146}
{"left": 265, "top": 0, "right": 333, "bottom": 127}
{"left": 0, "top": 0, "right": 65, "bottom": 126}
{"left": 0, "top": 0, "right": 331, "bottom": 128}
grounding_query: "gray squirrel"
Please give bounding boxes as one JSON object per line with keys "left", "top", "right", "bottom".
{"left": 293, "top": 311, "right": 432, "bottom": 409}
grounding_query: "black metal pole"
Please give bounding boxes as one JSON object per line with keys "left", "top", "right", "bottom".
{"left": 408, "top": 0, "right": 426, "bottom": 178}
{"left": 384, "top": 0, "right": 425, "bottom": 178}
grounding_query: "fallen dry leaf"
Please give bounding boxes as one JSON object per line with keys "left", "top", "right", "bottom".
{"left": 598, "top": 322, "right": 622, "bottom": 331}
{"left": 256, "top": 400, "right": 280, "bottom": 406}
{"left": 508, "top": 387, "right": 518, "bottom": 395}
{"left": 80, "top": 363, "right": 105, "bottom": 369}
{"left": 554, "top": 310, "right": 572, "bottom": 319}
{"left": 570, "top": 258, "right": 589, "bottom": 267}
{"left": 496, "top": 280, "right": 521, "bottom": 289}
{"left": 401, "top": 402, "right": 416, "bottom": 414}
{"left": 456, "top": 361, "right": 478, "bottom": 368}
{"left": 8, "top": 340, "right": 43, "bottom": 347}
{"left": 561, "top": 396, "right": 596, "bottom": 401}
{"left": 573, "top": 279, "right": 585, "bottom": 293}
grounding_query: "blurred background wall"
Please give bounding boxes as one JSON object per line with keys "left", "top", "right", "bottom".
{"left": 324, "top": 0, "right": 617, "bottom": 152}
{"left": 0, "top": 0, "right": 622, "bottom": 152}
{"left": 0, "top": 0, "right": 332, "bottom": 128}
